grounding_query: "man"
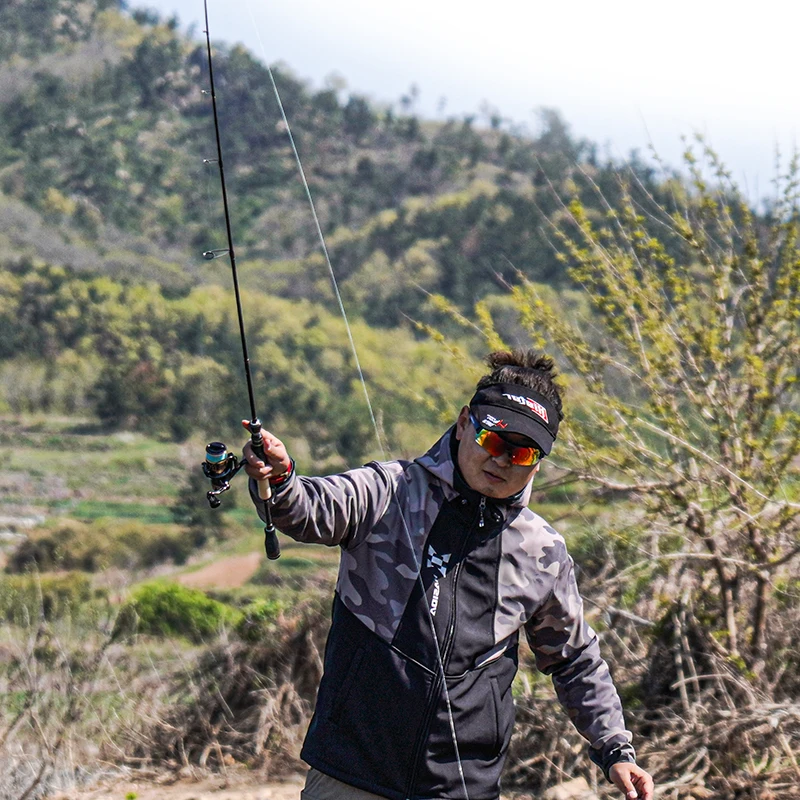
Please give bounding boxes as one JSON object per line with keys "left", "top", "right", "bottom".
{"left": 244, "top": 350, "right": 654, "bottom": 800}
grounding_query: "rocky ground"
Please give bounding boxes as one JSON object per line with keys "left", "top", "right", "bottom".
{"left": 46, "top": 769, "right": 307, "bottom": 800}
{"left": 45, "top": 769, "right": 598, "bottom": 800}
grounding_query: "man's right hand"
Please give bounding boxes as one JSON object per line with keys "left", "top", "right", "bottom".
{"left": 241, "top": 420, "right": 292, "bottom": 482}
{"left": 609, "top": 762, "right": 654, "bottom": 800}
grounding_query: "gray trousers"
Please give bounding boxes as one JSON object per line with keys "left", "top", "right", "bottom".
{"left": 301, "top": 768, "right": 388, "bottom": 800}
{"left": 299, "top": 768, "right": 474, "bottom": 800}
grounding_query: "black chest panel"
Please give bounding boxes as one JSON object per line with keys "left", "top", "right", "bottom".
{"left": 392, "top": 492, "right": 506, "bottom": 675}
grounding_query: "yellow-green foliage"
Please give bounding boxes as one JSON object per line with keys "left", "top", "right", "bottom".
{"left": 42, "top": 187, "right": 76, "bottom": 217}
{"left": 493, "top": 143, "right": 800, "bottom": 662}
{"left": 234, "top": 597, "right": 287, "bottom": 643}
{"left": 6, "top": 519, "right": 195, "bottom": 573}
{"left": 0, "top": 572, "right": 101, "bottom": 624}
{"left": 0, "top": 258, "right": 471, "bottom": 463}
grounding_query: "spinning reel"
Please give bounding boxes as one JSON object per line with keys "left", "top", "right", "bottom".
{"left": 202, "top": 441, "right": 244, "bottom": 509}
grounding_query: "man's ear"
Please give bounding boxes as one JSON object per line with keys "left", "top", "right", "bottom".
{"left": 455, "top": 406, "right": 470, "bottom": 441}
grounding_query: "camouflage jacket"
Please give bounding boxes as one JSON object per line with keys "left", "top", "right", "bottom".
{"left": 255, "top": 428, "right": 635, "bottom": 800}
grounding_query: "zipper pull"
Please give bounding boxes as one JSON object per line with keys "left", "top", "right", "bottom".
{"left": 479, "top": 496, "right": 486, "bottom": 528}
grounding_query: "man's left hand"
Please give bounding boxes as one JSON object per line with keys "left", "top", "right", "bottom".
{"left": 608, "top": 762, "right": 654, "bottom": 800}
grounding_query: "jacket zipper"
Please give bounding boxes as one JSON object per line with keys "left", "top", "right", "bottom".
{"left": 405, "top": 498, "right": 484, "bottom": 798}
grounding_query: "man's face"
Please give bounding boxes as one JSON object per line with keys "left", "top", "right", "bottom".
{"left": 455, "top": 406, "right": 540, "bottom": 499}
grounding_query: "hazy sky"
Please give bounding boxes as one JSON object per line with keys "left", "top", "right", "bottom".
{"left": 142, "top": 0, "right": 799, "bottom": 200}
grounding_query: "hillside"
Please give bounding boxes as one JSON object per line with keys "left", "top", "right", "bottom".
{"left": 0, "top": 0, "right": 664, "bottom": 314}
{"left": 0, "top": 0, "right": 676, "bottom": 459}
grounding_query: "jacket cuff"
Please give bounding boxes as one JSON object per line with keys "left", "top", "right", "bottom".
{"left": 268, "top": 459, "right": 295, "bottom": 488}
{"left": 590, "top": 742, "right": 637, "bottom": 782}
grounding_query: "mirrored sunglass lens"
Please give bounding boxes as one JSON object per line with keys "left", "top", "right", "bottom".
{"left": 472, "top": 416, "right": 542, "bottom": 466}
{"left": 476, "top": 429, "right": 539, "bottom": 465}
{"left": 475, "top": 428, "right": 505, "bottom": 458}
{"left": 509, "top": 447, "right": 539, "bottom": 466}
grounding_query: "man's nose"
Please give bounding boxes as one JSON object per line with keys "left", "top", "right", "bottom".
{"left": 492, "top": 450, "right": 513, "bottom": 467}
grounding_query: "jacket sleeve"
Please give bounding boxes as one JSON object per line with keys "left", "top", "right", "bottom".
{"left": 523, "top": 556, "right": 636, "bottom": 780}
{"left": 249, "top": 461, "right": 397, "bottom": 549}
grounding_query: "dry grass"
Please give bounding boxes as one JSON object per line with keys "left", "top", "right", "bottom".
{"left": 124, "top": 598, "right": 328, "bottom": 777}
{"left": 2, "top": 534, "right": 799, "bottom": 799}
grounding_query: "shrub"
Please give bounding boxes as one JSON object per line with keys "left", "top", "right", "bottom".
{"left": 234, "top": 596, "right": 286, "bottom": 643}
{"left": 114, "top": 582, "right": 240, "bottom": 643}
{"left": 133, "top": 597, "right": 331, "bottom": 770}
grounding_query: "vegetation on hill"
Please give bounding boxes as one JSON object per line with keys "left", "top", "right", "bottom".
{"left": 0, "top": 0, "right": 669, "bottom": 317}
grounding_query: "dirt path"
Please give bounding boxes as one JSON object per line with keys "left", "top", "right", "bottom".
{"left": 177, "top": 551, "right": 263, "bottom": 590}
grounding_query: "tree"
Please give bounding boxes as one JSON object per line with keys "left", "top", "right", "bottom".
{"left": 343, "top": 95, "right": 375, "bottom": 142}
{"left": 506, "top": 144, "right": 800, "bottom": 684}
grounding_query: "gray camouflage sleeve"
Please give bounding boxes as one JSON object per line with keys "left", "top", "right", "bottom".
{"left": 524, "top": 555, "right": 636, "bottom": 780}
{"left": 249, "top": 461, "right": 396, "bottom": 548}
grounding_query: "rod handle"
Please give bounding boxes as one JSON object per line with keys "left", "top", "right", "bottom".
{"left": 264, "top": 521, "right": 281, "bottom": 560}
{"left": 257, "top": 477, "right": 271, "bottom": 501}
{"left": 247, "top": 419, "right": 281, "bottom": 560}
{"left": 259, "top": 479, "right": 281, "bottom": 560}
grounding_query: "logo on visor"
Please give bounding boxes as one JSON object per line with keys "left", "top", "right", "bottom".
{"left": 502, "top": 392, "right": 549, "bottom": 423}
{"left": 481, "top": 413, "right": 508, "bottom": 429}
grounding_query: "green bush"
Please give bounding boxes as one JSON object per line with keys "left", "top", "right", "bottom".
{"left": 114, "top": 582, "right": 240, "bottom": 643}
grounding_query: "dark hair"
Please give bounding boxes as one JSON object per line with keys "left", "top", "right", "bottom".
{"left": 476, "top": 350, "right": 564, "bottom": 422}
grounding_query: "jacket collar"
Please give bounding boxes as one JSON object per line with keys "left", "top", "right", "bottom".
{"left": 414, "top": 426, "right": 533, "bottom": 509}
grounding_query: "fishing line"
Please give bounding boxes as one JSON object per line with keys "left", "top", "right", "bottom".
{"left": 238, "top": 5, "right": 386, "bottom": 460}
{"left": 202, "top": 151, "right": 220, "bottom": 243}
{"left": 236, "top": 4, "right": 469, "bottom": 795}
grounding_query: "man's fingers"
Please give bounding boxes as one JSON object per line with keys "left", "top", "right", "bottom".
{"left": 244, "top": 463, "right": 271, "bottom": 484}
{"left": 241, "top": 419, "right": 283, "bottom": 453}
{"left": 622, "top": 781, "right": 637, "bottom": 800}
{"left": 245, "top": 454, "right": 268, "bottom": 471}
{"left": 609, "top": 765, "right": 641, "bottom": 800}
{"left": 633, "top": 772, "right": 655, "bottom": 800}
{"left": 261, "top": 430, "right": 285, "bottom": 452}
{"left": 613, "top": 766, "right": 655, "bottom": 800}
{"left": 240, "top": 422, "right": 290, "bottom": 481}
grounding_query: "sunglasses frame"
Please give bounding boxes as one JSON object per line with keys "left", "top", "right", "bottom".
{"left": 468, "top": 412, "right": 543, "bottom": 467}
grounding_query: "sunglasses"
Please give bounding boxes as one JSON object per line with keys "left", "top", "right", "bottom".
{"left": 469, "top": 412, "right": 543, "bottom": 467}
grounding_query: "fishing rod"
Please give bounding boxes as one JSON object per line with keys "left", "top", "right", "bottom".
{"left": 199, "top": 7, "right": 469, "bottom": 795}
{"left": 199, "top": 0, "right": 280, "bottom": 560}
